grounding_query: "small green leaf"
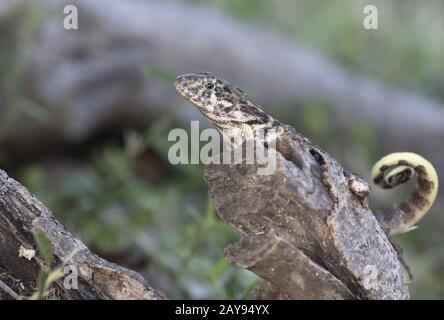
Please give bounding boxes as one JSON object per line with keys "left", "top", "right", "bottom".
{"left": 45, "top": 268, "right": 64, "bottom": 288}
{"left": 205, "top": 197, "right": 216, "bottom": 225}
{"left": 33, "top": 232, "right": 54, "bottom": 266}
{"left": 35, "top": 270, "right": 49, "bottom": 300}
{"left": 240, "top": 278, "right": 261, "bottom": 300}
{"left": 209, "top": 257, "right": 229, "bottom": 282}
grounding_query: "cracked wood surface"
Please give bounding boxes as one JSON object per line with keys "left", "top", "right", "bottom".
{"left": 204, "top": 132, "right": 410, "bottom": 300}
{"left": 0, "top": 169, "right": 166, "bottom": 300}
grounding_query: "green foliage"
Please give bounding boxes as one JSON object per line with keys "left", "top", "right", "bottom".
{"left": 300, "top": 103, "right": 331, "bottom": 143}
{"left": 34, "top": 232, "right": 54, "bottom": 266}
{"left": 4, "top": 0, "right": 443, "bottom": 299}
{"left": 31, "top": 232, "right": 64, "bottom": 300}
{"left": 183, "top": 0, "right": 444, "bottom": 99}
{"left": 0, "top": 1, "right": 51, "bottom": 142}
{"left": 22, "top": 124, "right": 258, "bottom": 298}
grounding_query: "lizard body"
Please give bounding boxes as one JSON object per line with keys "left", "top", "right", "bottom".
{"left": 174, "top": 72, "right": 438, "bottom": 235}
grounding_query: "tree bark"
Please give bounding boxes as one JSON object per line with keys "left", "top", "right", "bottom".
{"left": 0, "top": 169, "right": 166, "bottom": 300}
{"left": 204, "top": 131, "right": 410, "bottom": 299}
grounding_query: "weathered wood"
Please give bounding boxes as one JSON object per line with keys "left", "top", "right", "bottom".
{"left": 0, "top": 169, "right": 166, "bottom": 300}
{"left": 205, "top": 133, "right": 410, "bottom": 299}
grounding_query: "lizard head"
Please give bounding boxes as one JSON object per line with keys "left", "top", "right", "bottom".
{"left": 174, "top": 72, "right": 272, "bottom": 131}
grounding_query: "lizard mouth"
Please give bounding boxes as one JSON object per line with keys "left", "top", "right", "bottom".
{"left": 173, "top": 75, "right": 184, "bottom": 91}
{"left": 174, "top": 75, "right": 193, "bottom": 100}
{"left": 174, "top": 75, "right": 199, "bottom": 104}
{"left": 174, "top": 72, "right": 218, "bottom": 109}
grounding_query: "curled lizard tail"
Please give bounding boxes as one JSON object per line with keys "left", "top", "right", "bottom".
{"left": 371, "top": 152, "right": 439, "bottom": 235}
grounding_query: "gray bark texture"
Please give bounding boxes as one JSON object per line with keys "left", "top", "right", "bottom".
{"left": 0, "top": 169, "right": 167, "bottom": 300}
{"left": 204, "top": 131, "right": 410, "bottom": 299}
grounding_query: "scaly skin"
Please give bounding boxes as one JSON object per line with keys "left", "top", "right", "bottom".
{"left": 174, "top": 72, "right": 278, "bottom": 140}
{"left": 174, "top": 72, "right": 439, "bottom": 235}
{"left": 371, "top": 152, "right": 439, "bottom": 235}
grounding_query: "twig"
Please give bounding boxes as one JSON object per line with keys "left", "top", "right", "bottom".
{"left": 0, "top": 279, "right": 19, "bottom": 299}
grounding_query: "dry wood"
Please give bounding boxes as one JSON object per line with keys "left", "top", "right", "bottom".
{"left": 204, "top": 134, "right": 410, "bottom": 299}
{"left": 0, "top": 169, "right": 166, "bottom": 300}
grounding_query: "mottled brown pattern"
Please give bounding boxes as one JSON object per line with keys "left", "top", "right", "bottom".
{"left": 399, "top": 201, "right": 415, "bottom": 222}
{"left": 174, "top": 72, "right": 274, "bottom": 140}
{"left": 408, "top": 190, "right": 430, "bottom": 210}
{"left": 415, "top": 165, "right": 428, "bottom": 178}
{"left": 387, "top": 168, "right": 413, "bottom": 185}
{"left": 373, "top": 172, "right": 384, "bottom": 185}
{"left": 379, "top": 162, "right": 431, "bottom": 221}
{"left": 374, "top": 158, "right": 437, "bottom": 231}
{"left": 418, "top": 178, "right": 434, "bottom": 194}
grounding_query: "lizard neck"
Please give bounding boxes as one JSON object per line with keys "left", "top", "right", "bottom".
{"left": 214, "top": 118, "right": 281, "bottom": 149}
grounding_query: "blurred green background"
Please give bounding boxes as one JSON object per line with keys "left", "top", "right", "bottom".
{"left": 1, "top": 0, "right": 443, "bottom": 299}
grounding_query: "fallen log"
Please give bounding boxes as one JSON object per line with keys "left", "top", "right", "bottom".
{"left": 0, "top": 169, "right": 166, "bottom": 300}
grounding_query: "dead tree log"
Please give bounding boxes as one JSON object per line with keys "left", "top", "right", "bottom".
{"left": 0, "top": 169, "right": 166, "bottom": 300}
{"left": 204, "top": 133, "right": 410, "bottom": 299}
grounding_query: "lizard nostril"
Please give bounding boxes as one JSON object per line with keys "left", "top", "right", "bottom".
{"left": 174, "top": 75, "right": 184, "bottom": 89}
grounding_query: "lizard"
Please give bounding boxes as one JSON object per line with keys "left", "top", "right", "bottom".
{"left": 174, "top": 72, "right": 439, "bottom": 236}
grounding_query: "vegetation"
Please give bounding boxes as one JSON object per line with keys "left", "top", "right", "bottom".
{"left": 1, "top": 0, "right": 443, "bottom": 299}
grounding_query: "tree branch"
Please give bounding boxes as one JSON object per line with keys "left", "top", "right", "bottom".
{"left": 204, "top": 133, "right": 410, "bottom": 299}
{"left": 0, "top": 169, "right": 166, "bottom": 300}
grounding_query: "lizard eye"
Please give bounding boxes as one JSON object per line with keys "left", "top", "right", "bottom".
{"left": 204, "top": 82, "right": 216, "bottom": 91}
